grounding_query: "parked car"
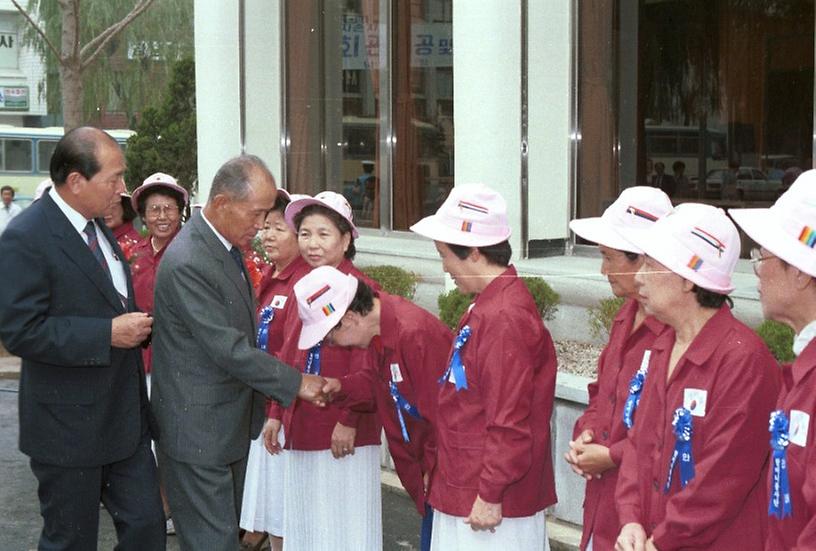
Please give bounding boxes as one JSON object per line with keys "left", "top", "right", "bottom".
{"left": 705, "top": 167, "right": 782, "bottom": 200}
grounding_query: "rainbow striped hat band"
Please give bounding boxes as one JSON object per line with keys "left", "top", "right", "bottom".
{"left": 410, "top": 183, "right": 512, "bottom": 247}
{"left": 730, "top": 171, "right": 816, "bottom": 279}
{"left": 294, "top": 266, "right": 360, "bottom": 350}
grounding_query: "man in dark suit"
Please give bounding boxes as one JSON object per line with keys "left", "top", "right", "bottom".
{"left": 651, "top": 161, "right": 677, "bottom": 197}
{"left": 151, "top": 155, "right": 327, "bottom": 550}
{"left": 0, "top": 127, "right": 165, "bottom": 550}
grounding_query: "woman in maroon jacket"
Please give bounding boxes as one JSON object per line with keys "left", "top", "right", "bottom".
{"left": 615, "top": 203, "right": 780, "bottom": 551}
{"left": 304, "top": 266, "right": 453, "bottom": 551}
{"left": 410, "top": 183, "right": 557, "bottom": 550}
{"left": 732, "top": 173, "right": 816, "bottom": 550}
{"left": 103, "top": 192, "right": 141, "bottom": 260}
{"left": 566, "top": 186, "right": 672, "bottom": 551}
{"left": 265, "top": 191, "right": 382, "bottom": 551}
{"left": 239, "top": 189, "right": 307, "bottom": 551}
{"left": 129, "top": 173, "right": 188, "bottom": 381}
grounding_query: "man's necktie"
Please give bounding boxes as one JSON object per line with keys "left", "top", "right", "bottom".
{"left": 83, "top": 221, "right": 111, "bottom": 280}
{"left": 229, "top": 246, "right": 250, "bottom": 284}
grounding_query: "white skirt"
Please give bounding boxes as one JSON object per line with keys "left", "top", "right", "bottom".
{"left": 283, "top": 445, "right": 382, "bottom": 551}
{"left": 430, "top": 509, "right": 549, "bottom": 551}
{"left": 239, "top": 429, "right": 286, "bottom": 536}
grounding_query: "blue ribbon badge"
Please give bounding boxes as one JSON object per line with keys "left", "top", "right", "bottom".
{"left": 304, "top": 341, "right": 322, "bottom": 375}
{"left": 665, "top": 407, "right": 695, "bottom": 492}
{"left": 623, "top": 349, "right": 652, "bottom": 429}
{"left": 390, "top": 381, "right": 422, "bottom": 442}
{"left": 256, "top": 305, "right": 276, "bottom": 351}
{"left": 439, "top": 325, "right": 471, "bottom": 391}
{"left": 768, "top": 409, "right": 792, "bottom": 519}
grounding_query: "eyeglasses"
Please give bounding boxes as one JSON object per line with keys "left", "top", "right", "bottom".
{"left": 749, "top": 247, "right": 774, "bottom": 274}
{"left": 145, "top": 204, "right": 180, "bottom": 218}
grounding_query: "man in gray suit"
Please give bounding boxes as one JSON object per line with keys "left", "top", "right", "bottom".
{"left": 151, "top": 155, "right": 327, "bottom": 550}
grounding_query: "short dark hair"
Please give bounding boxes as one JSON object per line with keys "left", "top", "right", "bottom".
{"left": 209, "top": 154, "right": 274, "bottom": 201}
{"left": 270, "top": 192, "right": 291, "bottom": 215}
{"left": 120, "top": 195, "right": 137, "bottom": 223}
{"left": 0, "top": 185, "right": 13, "bottom": 196}
{"left": 136, "top": 187, "right": 186, "bottom": 217}
{"left": 623, "top": 251, "right": 640, "bottom": 262}
{"left": 50, "top": 127, "right": 118, "bottom": 186}
{"left": 293, "top": 204, "right": 357, "bottom": 260}
{"left": 346, "top": 278, "right": 375, "bottom": 316}
{"left": 447, "top": 240, "right": 512, "bottom": 267}
{"left": 692, "top": 285, "right": 733, "bottom": 309}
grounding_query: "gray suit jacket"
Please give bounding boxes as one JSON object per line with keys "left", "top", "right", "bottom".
{"left": 151, "top": 212, "right": 301, "bottom": 465}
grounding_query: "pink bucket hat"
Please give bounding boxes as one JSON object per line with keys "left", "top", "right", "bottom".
{"left": 293, "top": 266, "right": 358, "bottom": 349}
{"left": 569, "top": 186, "right": 673, "bottom": 253}
{"left": 621, "top": 203, "right": 740, "bottom": 293}
{"left": 131, "top": 172, "right": 189, "bottom": 211}
{"left": 731, "top": 170, "right": 816, "bottom": 278}
{"left": 409, "top": 183, "right": 511, "bottom": 247}
{"left": 285, "top": 191, "right": 359, "bottom": 238}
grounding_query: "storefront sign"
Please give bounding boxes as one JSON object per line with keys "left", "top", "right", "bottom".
{"left": 0, "top": 87, "right": 29, "bottom": 111}
{"left": 342, "top": 15, "right": 452, "bottom": 70}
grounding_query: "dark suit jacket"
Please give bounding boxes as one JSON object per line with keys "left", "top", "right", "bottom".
{"left": 0, "top": 192, "right": 151, "bottom": 467}
{"left": 150, "top": 212, "right": 301, "bottom": 466}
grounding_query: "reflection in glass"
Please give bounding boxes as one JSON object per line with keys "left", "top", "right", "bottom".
{"left": 577, "top": 0, "right": 815, "bottom": 248}
{"left": 284, "top": 0, "right": 453, "bottom": 231}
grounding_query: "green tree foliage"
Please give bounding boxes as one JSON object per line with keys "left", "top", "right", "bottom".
{"left": 437, "top": 276, "right": 559, "bottom": 330}
{"left": 125, "top": 58, "right": 196, "bottom": 192}
{"left": 20, "top": 0, "right": 193, "bottom": 127}
{"left": 361, "top": 265, "right": 418, "bottom": 300}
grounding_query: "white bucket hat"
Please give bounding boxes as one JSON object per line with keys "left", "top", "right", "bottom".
{"left": 569, "top": 186, "right": 673, "bottom": 253}
{"left": 621, "top": 202, "right": 741, "bottom": 293}
{"left": 285, "top": 191, "right": 359, "bottom": 238}
{"left": 293, "top": 265, "right": 358, "bottom": 349}
{"left": 409, "top": 183, "right": 511, "bottom": 247}
{"left": 131, "top": 172, "right": 189, "bottom": 211}
{"left": 730, "top": 170, "right": 816, "bottom": 278}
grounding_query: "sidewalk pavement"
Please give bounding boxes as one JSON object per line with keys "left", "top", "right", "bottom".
{"left": 0, "top": 358, "right": 579, "bottom": 551}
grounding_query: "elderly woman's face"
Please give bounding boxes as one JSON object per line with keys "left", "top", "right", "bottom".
{"left": 143, "top": 192, "right": 181, "bottom": 241}
{"left": 297, "top": 213, "right": 350, "bottom": 268}
{"left": 103, "top": 200, "right": 125, "bottom": 229}
{"left": 262, "top": 209, "right": 299, "bottom": 265}
{"left": 600, "top": 245, "right": 643, "bottom": 299}
{"left": 634, "top": 255, "right": 687, "bottom": 320}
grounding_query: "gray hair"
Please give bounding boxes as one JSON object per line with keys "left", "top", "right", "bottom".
{"left": 208, "top": 154, "right": 275, "bottom": 201}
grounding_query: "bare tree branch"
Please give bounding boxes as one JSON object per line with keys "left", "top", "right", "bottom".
{"left": 11, "top": 0, "right": 63, "bottom": 62}
{"left": 81, "top": 0, "right": 157, "bottom": 70}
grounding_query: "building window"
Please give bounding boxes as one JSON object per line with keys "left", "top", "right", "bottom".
{"left": 576, "top": 0, "right": 814, "bottom": 252}
{"left": 284, "top": 0, "right": 453, "bottom": 231}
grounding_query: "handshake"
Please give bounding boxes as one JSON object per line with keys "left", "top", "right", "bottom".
{"left": 297, "top": 374, "right": 343, "bottom": 407}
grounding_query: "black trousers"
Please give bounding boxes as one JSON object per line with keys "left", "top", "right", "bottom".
{"left": 29, "top": 434, "right": 165, "bottom": 551}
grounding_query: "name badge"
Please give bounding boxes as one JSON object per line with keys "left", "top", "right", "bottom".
{"left": 683, "top": 388, "right": 707, "bottom": 417}
{"left": 390, "top": 363, "right": 403, "bottom": 383}
{"left": 790, "top": 410, "right": 810, "bottom": 447}
{"left": 271, "top": 295, "right": 287, "bottom": 309}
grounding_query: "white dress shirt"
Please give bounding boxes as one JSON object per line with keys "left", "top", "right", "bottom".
{"left": 49, "top": 186, "right": 128, "bottom": 300}
{"left": 0, "top": 200, "right": 22, "bottom": 235}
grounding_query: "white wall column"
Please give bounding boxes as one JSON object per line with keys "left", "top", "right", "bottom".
{"left": 194, "top": 0, "right": 241, "bottom": 201}
{"left": 528, "top": 0, "right": 571, "bottom": 244}
{"left": 453, "top": 0, "right": 523, "bottom": 254}
{"left": 244, "top": 0, "right": 284, "bottom": 183}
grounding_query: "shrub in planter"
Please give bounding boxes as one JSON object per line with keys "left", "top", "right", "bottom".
{"left": 361, "top": 265, "right": 419, "bottom": 300}
{"left": 588, "top": 296, "right": 626, "bottom": 341}
{"left": 437, "top": 276, "right": 559, "bottom": 330}
{"left": 756, "top": 320, "right": 795, "bottom": 363}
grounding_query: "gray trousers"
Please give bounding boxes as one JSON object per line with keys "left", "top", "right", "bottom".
{"left": 157, "top": 448, "right": 248, "bottom": 551}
